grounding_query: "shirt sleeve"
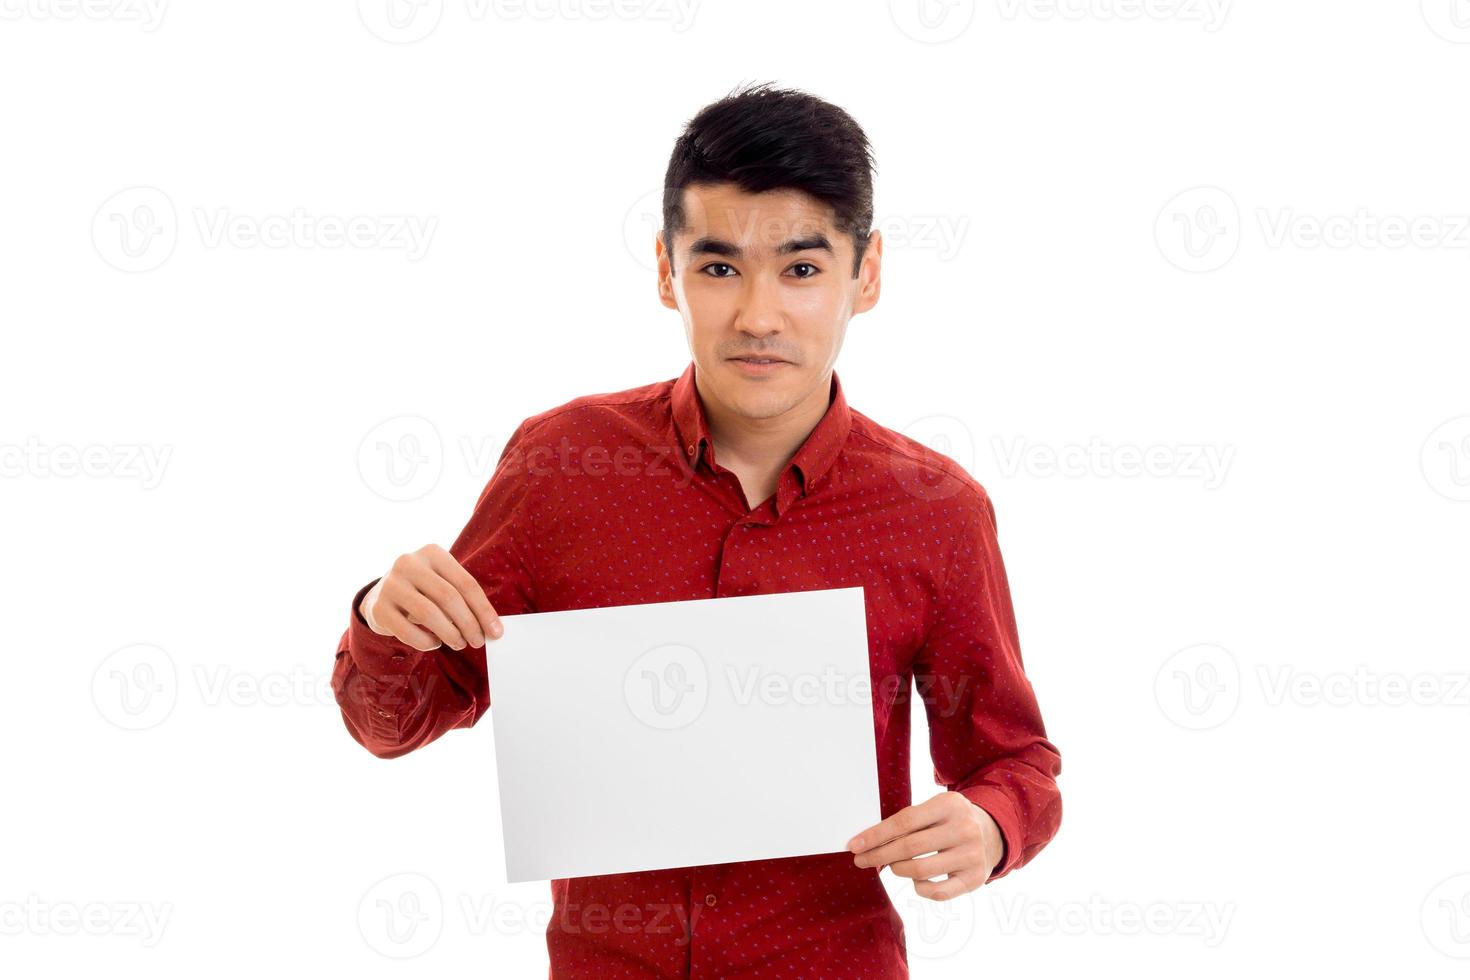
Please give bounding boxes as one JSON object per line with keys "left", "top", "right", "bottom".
{"left": 330, "top": 419, "right": 538, "bottom": 759}
{"left": 911, "top": 489, "right": 1062, "bottom": 882}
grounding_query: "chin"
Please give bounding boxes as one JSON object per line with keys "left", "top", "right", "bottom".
{"left": 723, "top": 375, "right": 802, "bottom": 419}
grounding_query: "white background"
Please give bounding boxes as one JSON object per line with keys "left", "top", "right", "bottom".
{"left": 3, "top": 1, "right": 1469, "bottom": 976}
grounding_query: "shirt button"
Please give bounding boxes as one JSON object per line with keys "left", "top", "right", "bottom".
{"left": 704, "top": 894, "right": 717, "bottom": 906}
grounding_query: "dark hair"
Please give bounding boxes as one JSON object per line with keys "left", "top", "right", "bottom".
{"left": 662, "top": 82, "right": 876, "bottom": 279}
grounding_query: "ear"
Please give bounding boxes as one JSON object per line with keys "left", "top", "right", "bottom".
{"left": 852, "top": 229, "right": 882, "bottom": 315}
{"left": 656, "top": 230, "right": 679, "bottom": 311}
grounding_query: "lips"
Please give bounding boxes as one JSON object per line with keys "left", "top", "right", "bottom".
{"left": 728, "top": 355, "right": 791, "bottom": 377}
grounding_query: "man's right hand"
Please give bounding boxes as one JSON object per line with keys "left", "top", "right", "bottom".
{"left": 360, "top": 544, "right": 504, "bottom": 652}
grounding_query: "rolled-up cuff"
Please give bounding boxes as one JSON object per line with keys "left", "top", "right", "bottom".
{"left": 957, "top": 784, "right": 1023, "bottom": 882}
{"left": 346, "top": 577, "right": 426, "bottom": 680}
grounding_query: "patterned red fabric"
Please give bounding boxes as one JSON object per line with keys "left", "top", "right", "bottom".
{"left": 332, "top": 360, "right": 1062, "bottom": 978}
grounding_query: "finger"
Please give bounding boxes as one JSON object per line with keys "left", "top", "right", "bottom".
{"left": 414, "top": 566, "right": 487, "bottom": 648}
{"left": 374, "top": 603, "right": 441, "bottom": 652}
{"left": 377, "top": 577, "right": 451, "bottom": 651}
{"left": 854, "top": 825, "right": 956, "bottom": 870}
{"left": 427, "top": 549, "right": 501, "bottom": 642}
{"left": 398, "top": 586, "right": 467, "bottom": 650}
{"left": 848, "top": 799, "right": 946, "bottom": 854}
{"left": 847, "top": 809, "right": 916, "bottom": 854}
{"left": 914, "top": 866, "right": 985, "bottom": 902}
{"left": 888, "top": 842, "right": 982, "bottom": 882}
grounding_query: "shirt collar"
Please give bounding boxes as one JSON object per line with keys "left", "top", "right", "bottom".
{"left": 671, "top": 359, "right": 852, "bottom": 497}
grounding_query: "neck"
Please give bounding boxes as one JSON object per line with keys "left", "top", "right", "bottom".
{"left": 697, "top": 370, "right": 834, "bottom": 478}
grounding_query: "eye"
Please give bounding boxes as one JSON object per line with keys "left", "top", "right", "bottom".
{"left": 701, "top": 263, "right": 737, "bottom": 278}
{"left": 788, "top": 262, "right": 821, "bottom": 279}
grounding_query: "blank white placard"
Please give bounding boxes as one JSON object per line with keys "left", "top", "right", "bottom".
{"left": 485, "top": 586, "right": 880, "bottom": 882}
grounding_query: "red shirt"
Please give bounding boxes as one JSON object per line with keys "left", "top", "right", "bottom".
{"left": 332, "top": 361, "right": 1062, "bottom": 978}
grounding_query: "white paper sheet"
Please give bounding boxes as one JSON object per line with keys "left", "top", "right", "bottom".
{"left": 485, "top": 586, "right": 881, "bottom": 882}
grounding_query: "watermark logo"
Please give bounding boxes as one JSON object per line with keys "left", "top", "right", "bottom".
{"left": 1422, "top": 873, "right": 1470, "bottom": 958}
{"left": 1158, "top": 186, "right": 1470, "bottom": 272}
{"left": 358, "top": 415, "right": 444, "bottom": 502}
{"left": 359, "top": 0, "right": 699, "bottom": 42}
{"left": 621, "top": 653, "right": 941, "bottom": 730}
{"left": 1256, "top": 209, "right": 1470, "bottom": 251}
{"left": 1154, "top": 643, "right": 1240, "bottom": 730}
{"left": 91, "top": 643, "right": 178, "bottom": 731}
{"left": 433, "top": 884, "right": 695, "bottom": 944}
{"left": 358, "top": 0, "right": 444, "bottom": 42}
{"left": 500, "top": 436, "right": 693, "bottom": 487}
{"left": 893, "top": 414, "right": 975, "bottom": 502}
{"left": 1155, "top": 186, "right": 1240, "bottom": 273}
{"left": 991, "top": 893, "right": 1234, "bottom": 946}
{"left": 92, "top": 186, "right": 177, "bottom": 273}
{"left": 0, "top": 895, "right": 173, "bottom": 945}
{"left": 193, "top": 664, "right": 338, "bottom": 708}
{"left": 357, "top": 415, "right": 699, "bottom": 501}
{"left": 624, "top": 643, "right": 708, "bottom": 729}
{"left": 890, "top": 0, "right": 976, "bottom": 43}
{"left": 1422, "top": 0, "right": 1470, "bottom": 43}
{"left": 899, "top": 891, "right": 978, "bottom": 958}
{"left": 192, "top": 208, "right": 435, "bottom": 258}
{"left": 1421, "top": 415, "right": 1470, "bottom": 502}
{"left": 94, "top": 654, "right": 354, "bottom": 725}
{"left": 1257, "top": 665, "right": 1470, "bottom": 709}
{"left": 480, "top": 0, "right": 700, "bottom": 31}
{"left": 0, "top": 0, "right": 168, "bottom": 30}
{"left": 992, "top": 436, "right": 1234, "bottom": 488}
{"left": 724, "top": 665, "right": 876, "bottom": 709}
{"left": 624, "top": 187, "right": 666, "bottom": 272}
{"left": 874, "top": 212, "right": 971, "bottom": 261}
{"left": 995, "top": 0, "right": 1230, "bottom": 31}
{"left": 0, "top": 438, "right": 172, "bottom": 488}
{"left": 359, "top": 872, "right": 443, "bottom": 958}
{"left": 1157, "top": 646, "right": 1470, "bottom": 728}
{"left": 630, "top": 187, "right": 968, "bottom": 270}
{"left": 92, "top": 186, "right": 436, "bottom": 271}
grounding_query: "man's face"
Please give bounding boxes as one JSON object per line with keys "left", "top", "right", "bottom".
{"left": 657, "top": 182, "right": 881, "bottom": 422}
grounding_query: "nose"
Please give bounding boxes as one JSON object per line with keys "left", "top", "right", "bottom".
{"left": 732, "top": 271, "right": 784, "bottom": 340}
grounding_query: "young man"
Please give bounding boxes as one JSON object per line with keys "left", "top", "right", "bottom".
{"left": 332, "top": 82, "right": 1062, "bottom": 978}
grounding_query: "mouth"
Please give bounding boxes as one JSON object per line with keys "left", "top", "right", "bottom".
{"left": 727, "top": 354, "right": 791, "bottom": 376}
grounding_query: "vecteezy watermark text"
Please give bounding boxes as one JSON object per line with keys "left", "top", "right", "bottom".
{"left": 1, "top": 438, "right": 172, "bottom": 489}
{"left": 0, "top": 0, "right": 167, "bottom": 29}
{"left": 992, "top": 436, "right": 1234, "bottom": 489}
{"left": 93, "top": 187, "right": 437, "bottom": 272}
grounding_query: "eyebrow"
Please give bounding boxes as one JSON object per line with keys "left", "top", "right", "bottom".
{"left": 687, "top": 235, "right": 835, "bottom": 260}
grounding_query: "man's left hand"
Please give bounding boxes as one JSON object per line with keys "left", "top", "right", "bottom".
{"left": 846, "top": 791, "right": 1004, "bottom": 901}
